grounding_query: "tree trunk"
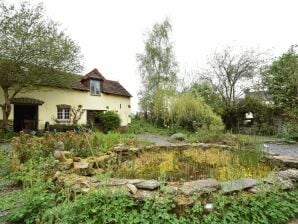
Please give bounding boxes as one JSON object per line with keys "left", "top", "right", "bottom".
{"left": 1, "top": 88, "right": 12, "bottom": 131}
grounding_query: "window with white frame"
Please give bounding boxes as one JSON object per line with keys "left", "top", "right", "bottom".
{"left": 57, "top": 108, "right": 70, "bottom": 120}
{"left": 90, "top": 79, "right": 100, "bottom": 95}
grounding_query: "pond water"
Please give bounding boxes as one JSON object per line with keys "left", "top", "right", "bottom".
{"left": 112, "top": 147, "right": 273, "bottom": 181}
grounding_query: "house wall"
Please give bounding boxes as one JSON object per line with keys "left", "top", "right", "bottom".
{"left": 0, "top": 86, "right": 131, "bottom": 130}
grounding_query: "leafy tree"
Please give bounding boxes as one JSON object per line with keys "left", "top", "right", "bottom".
{"left": 137, "top": 18, "right": 178, "bottom": 123}
{"left": 169, "top": 93, "right": 224, "bottom": 131}
{"left": 185, "top": 81, "right": 224, "bottom": 115}
{"left": 0, "top": 2, "right": 83, "bottom": 131}
{"left": 201, "top": 46, "right": 265, "bottom": 129}
{"left": 202, "top": 46, "right": 264, "bottom": 108}
{"left": 263, "top": 46, "right": 298, "bottom": 118}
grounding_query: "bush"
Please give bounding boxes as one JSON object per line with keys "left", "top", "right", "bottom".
{"left": 169, "top": 93, "right": 224, "bottom": 132}
{"left": 3, "top": 184, "right": 56, "bottom": 224}
{"left": 277, "top": 122, "right": 298, "bottom": 141}
{"left": 0, "top": 150, "right": 10, "bottom": 177}
{"left": 98, "top": 111, "right": 121, "bottom": 133}
{"left": 49, "top": 124, "right": 90, "bottom": 132}
{"left": 0, "top": 131, "right": 18, "bottom": 142}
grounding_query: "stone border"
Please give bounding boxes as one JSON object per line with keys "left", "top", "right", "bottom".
{"left": 53, "top": 142, "right": 298, "bottom": 202}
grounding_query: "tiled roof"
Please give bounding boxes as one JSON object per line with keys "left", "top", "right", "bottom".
{"left": 40, "top": 69, "right": 131, "bottom": 97}
{"left": 82, "top": 68, "right": 106, "bottom": 81}
{"left": 102, "top": 80, "right": 132, "bottom": 97}
{"left": 11, "top": 97, "right": 44, "bottom": 105}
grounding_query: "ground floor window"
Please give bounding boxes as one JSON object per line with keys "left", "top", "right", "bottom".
{"left": 57, "top": 107, "right": 70, "bottom": 120}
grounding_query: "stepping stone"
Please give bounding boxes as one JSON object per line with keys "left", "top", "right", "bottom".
{"left": 134, "top": 180, "right": 160, "bottom": 190}
{"left": 221, "top": 178, "right": 257, "bottom": 194}
{"left": 181, "top": 179, "right": 220, "bottom": 195}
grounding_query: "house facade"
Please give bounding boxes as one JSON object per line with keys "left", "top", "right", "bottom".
{"left": 0, "top": 69, "right": 132, "bottom": 132}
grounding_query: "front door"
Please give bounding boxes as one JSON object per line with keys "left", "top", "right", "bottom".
{"left": 87, "top": 110, "right": 104, "bottom": 129}
{"left": 13, "top": 105, "right": 38, "bottom": 132}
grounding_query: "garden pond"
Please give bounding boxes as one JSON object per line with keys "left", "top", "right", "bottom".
{"left": 112, "top": 147, "right": 273, "bottom": 181}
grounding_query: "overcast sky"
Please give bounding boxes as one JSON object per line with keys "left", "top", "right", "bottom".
{"left": 10, "top": 0, "right": 298, "bottom": 111}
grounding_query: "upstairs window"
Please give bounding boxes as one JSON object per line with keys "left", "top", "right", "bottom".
{"left": 90, "top": 80, "right": 100, "bottom": 95}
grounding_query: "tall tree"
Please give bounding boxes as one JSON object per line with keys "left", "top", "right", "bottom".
{"left": 202, "top": 46, "right": 264, "bottom": 108}
{"left": 185, "top": 81, "right": 224, "bottom": 115}
{"left": 200, "top": 46, "right": 265, "bottom": 129}
{"left": 137, "top": 19, "right": 178, "bottom": 122}
{"left": 263, "top": 46, "right": 298, "bottom": 118}
{"left": 0, "top": 2, "right": 83, "bottom": 131}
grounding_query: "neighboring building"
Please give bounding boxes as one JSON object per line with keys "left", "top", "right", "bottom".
{"left": 0, "top": 68, "right": 132, "bottom": 132}
{"left": 244, "top": 90, "right": 273, "bottom": 105}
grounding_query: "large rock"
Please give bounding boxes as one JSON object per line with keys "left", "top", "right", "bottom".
{"left": 132, "top": 190, "right": 156, "bottom": 200}
{"left": 276, "top": 169, "right": 298, "bottom": 182}
{"left": 54, "top": 150, "right": 72, "bottom": 162}
{"left": 263, "top": 171, "right": 295, "bottom": 189}
{"left": 54, "top": 141, "right": 65, "bottom": 150}
{"left": 87, "top": 155, "right": 112, "bottom": 168}
{"left": 126, "top": 183, "right": 138, "bottom": 194}
{"left": 73, "top": 161, "right": 93, "bottom": 176}
{"left": 180, "top": 179, "right": 220, "bottom": 195}
{"left": 269, "top": 156, "right": 298, "bottom": 169}
{"left": 57, "top": 158, "right": 73, "bottom": 170}
{"left": 221, "top": 178, "right": 258, "bottom": 194}
{"left": 170, "top": 133, "right": 186, "bottom": 141}
{"left": 134, "top": 180, "right": 160, "bottom": 190}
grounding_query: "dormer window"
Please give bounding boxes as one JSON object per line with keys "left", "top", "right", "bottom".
{"left": 90, "top": 79, "right": 100, "bottom": 95}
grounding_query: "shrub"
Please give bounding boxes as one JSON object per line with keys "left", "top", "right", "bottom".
{"left": 3, "top": 184, "right": 56, "bottom": 224}
{"left": 0, "top": 150, "right": 10, "bottom": 177}
{"left": 98, "top": 111, "right": 121, "bottom": 133}
{"left": 277, "top": 122, "right": 298, "bottom": 141}
{"left": 169, "top": 93, "right": 224, "bottom": 132}
{"left": 0, "top": 131, "right": 18, "bottom": 142}
{"left": 49, "top": 124, "right": 90, "bottom": 132}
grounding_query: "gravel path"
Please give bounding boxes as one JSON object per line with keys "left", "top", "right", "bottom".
{"left": 137, "top": 133, "right": 172, "bottom": 146}
{"left": 263, "top": 143, "right": 298, "bottom": 159}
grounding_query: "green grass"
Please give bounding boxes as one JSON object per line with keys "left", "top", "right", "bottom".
{"left": 0, "top": 131, "right": 18, "bottom": 142}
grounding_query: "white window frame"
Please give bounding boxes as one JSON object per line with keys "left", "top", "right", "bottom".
{"left": 90, "top": 79, "right": 100, "bottom": 95}
{"left": 57, "top": 108, "right": 71, "bottom": 121}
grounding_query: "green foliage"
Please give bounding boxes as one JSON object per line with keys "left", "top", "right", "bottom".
{"left": 0, "top": 1, "right": 82, "bottom": 130}
{"left": 129, "top": 117, "right": 188, "bottom": 136}
{"left": 49, "top": 124, "right": 90, "bottom": 132}
{"left": 11, "top": 156, "right": 57, "bottom": 187}
{"left": 0, "top": 131, "right": 18, "bottom": 142}
{"left": 263, "top": 46, "right": 298, "bottom": 118}
{"left": 276, "top": 122, "right": 298, "bottom": 141}
{"left": 237, "top": 96, "right": 276, "bottom": 135}
{"left": 3, "top": 184, "right": 56, "bottom": 224}
{"left": 203, "top": 190, "right": 298, "bottom": 224}
{"left": 4, "top": 188, "right": 296, "bottom": 224}
{"left": 185, "top": 81, "right": 224, "bottom": 115}
{"left": 0, "top": 150, "right": 10, "bottom": 177}
{"left": 169, "top": 93, "right": 224, "bottom": 132}
{"left": 10, "top": 131, "right": 139, "bottom": 161}
{"left": 98, "top": 111, "right": 121, "bottom": 133}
